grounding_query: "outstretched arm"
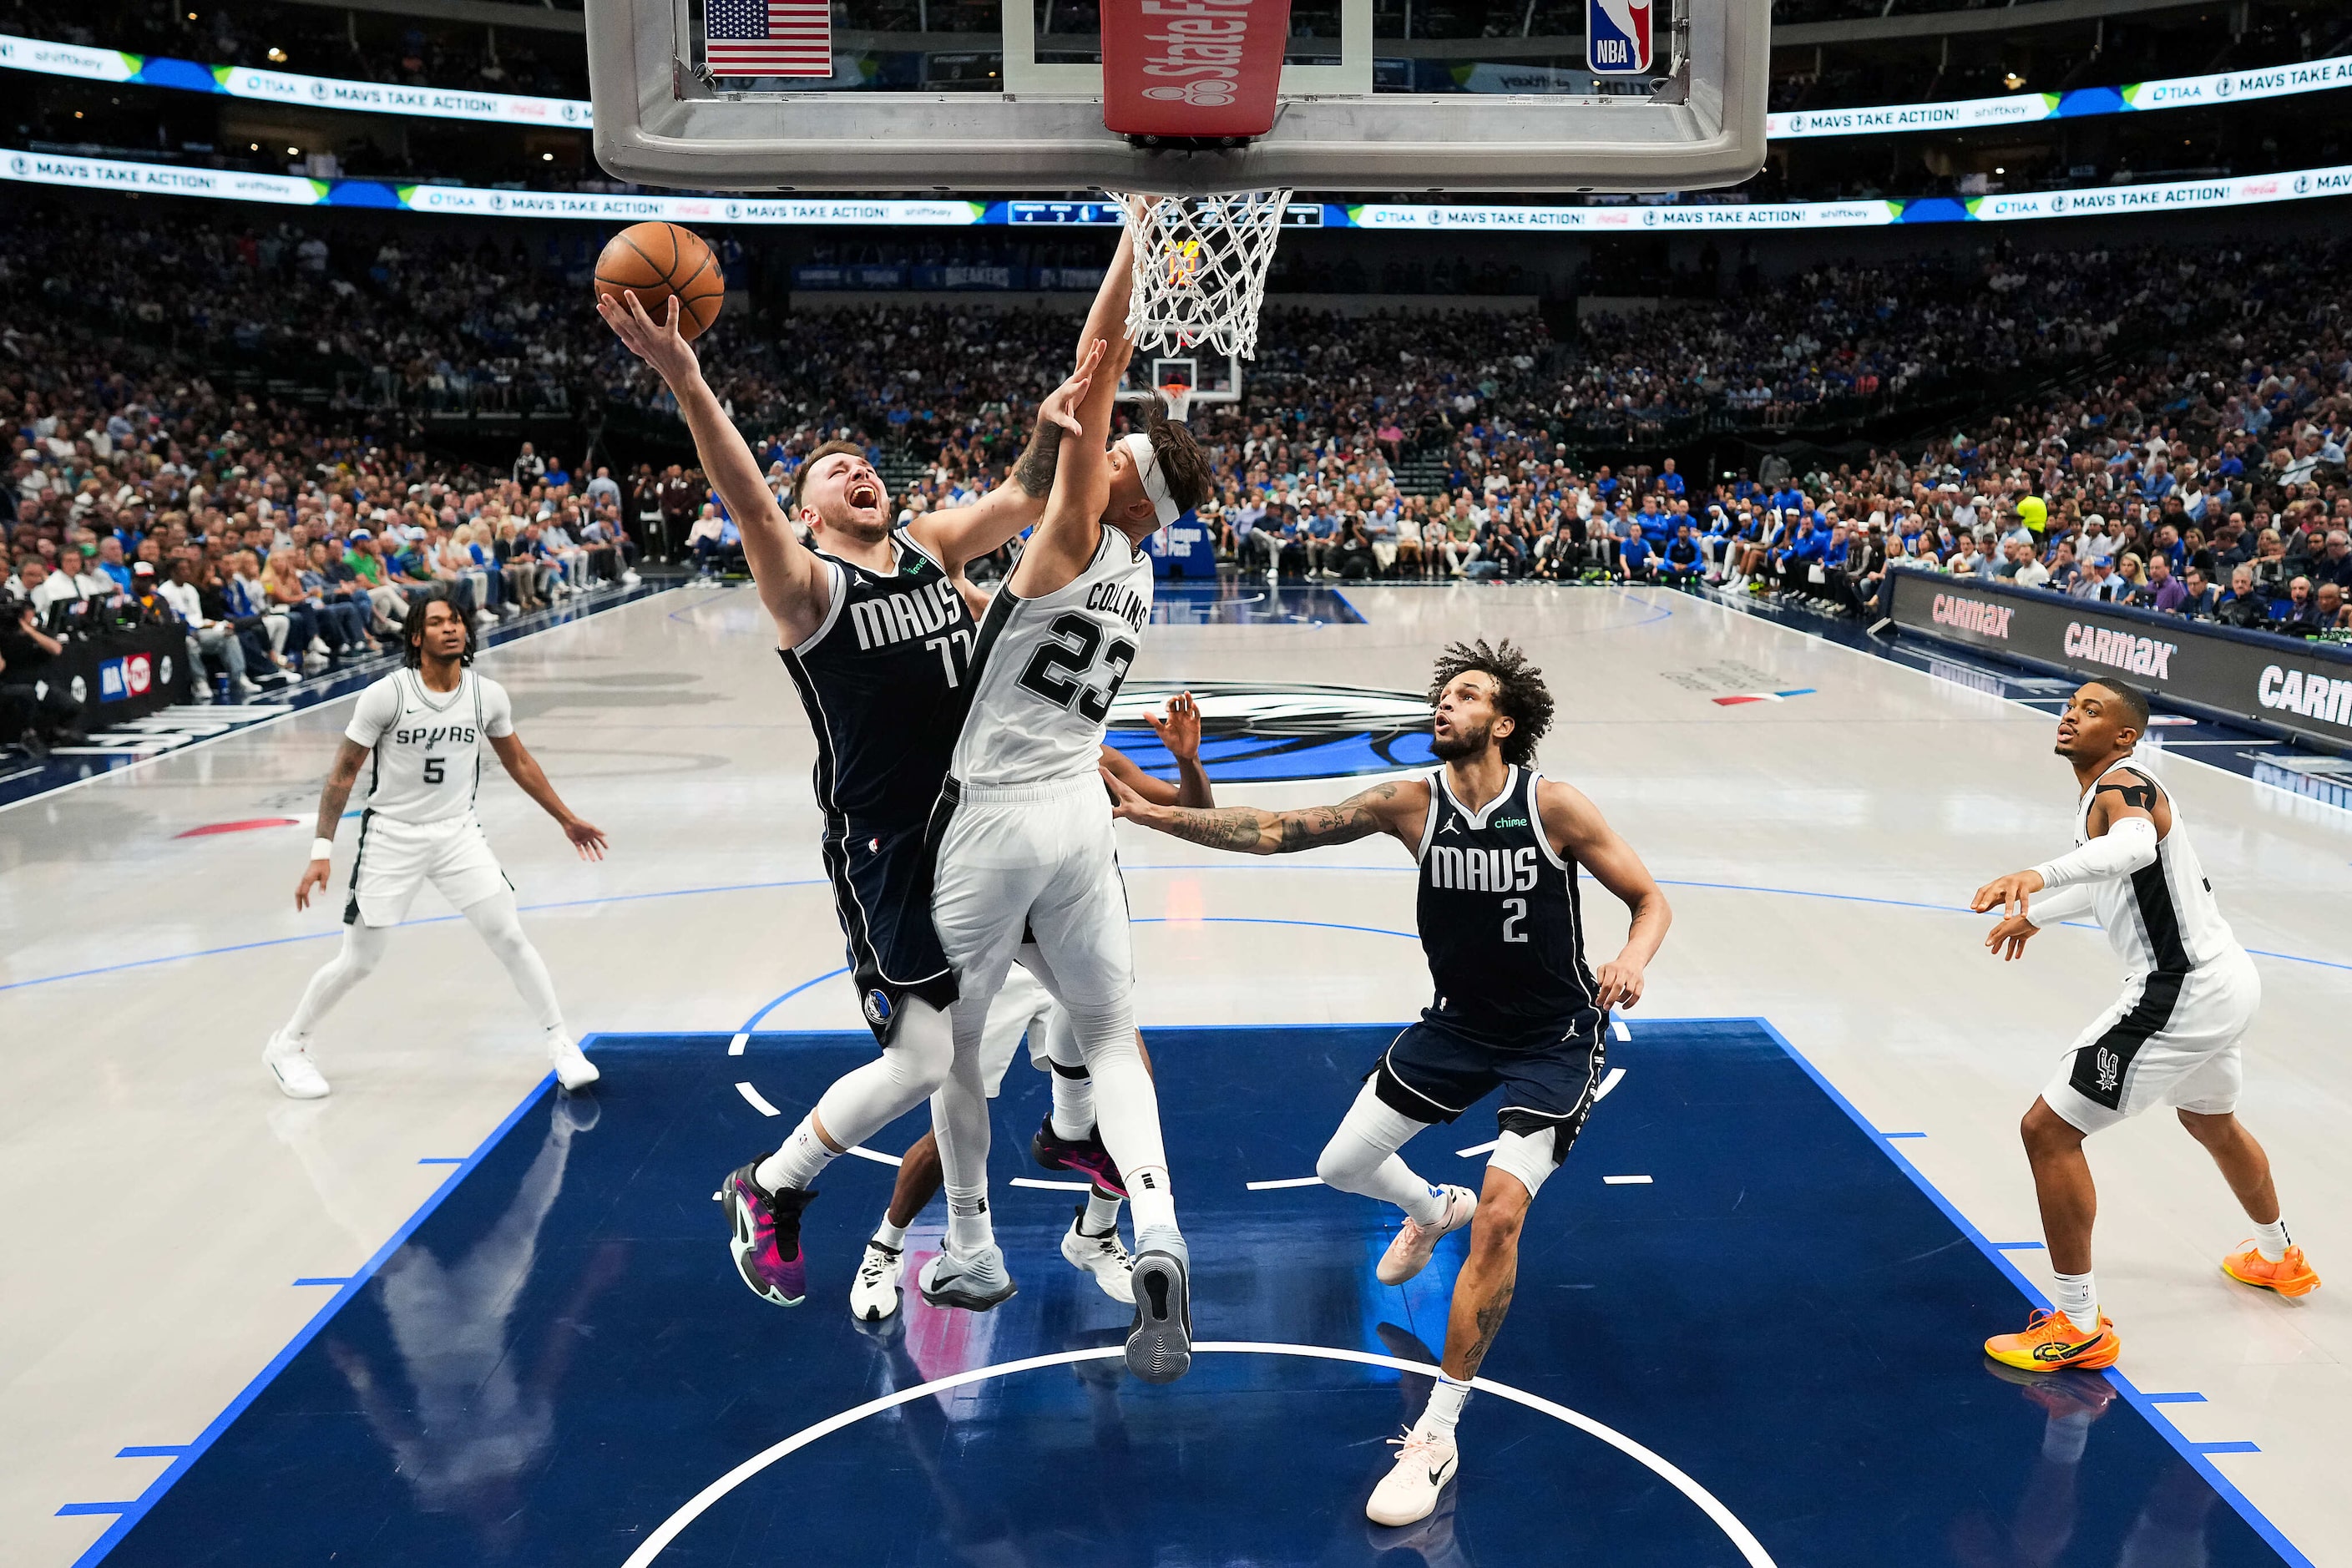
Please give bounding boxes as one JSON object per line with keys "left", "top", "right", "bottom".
{"left": 296, "top": 738, "right": 369, "bottom": 910}
{"left": 1537, "top": 780, "right": 1670, "bottom": 1010}
{"left": 489, "top": 731, "right": 607, "bottom": 860}
{"left": 1971, "top": 766, "right": 2164, "bottom": 921}
{"left": 916, "top": 227, "right": 1137, "bottom": 571}
{"left": 1104, "top": 771, "right": 1422, "bottom": 855}
{"left": 598, "top": 291, "right": 827, "bottom": 645}
{"left": 1095, "top": 691, "right": 1214, "bottom": 808}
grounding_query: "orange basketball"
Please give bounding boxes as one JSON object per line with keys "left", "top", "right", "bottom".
{"left": 594, "top": 221, "right": 725, "bottom": 341}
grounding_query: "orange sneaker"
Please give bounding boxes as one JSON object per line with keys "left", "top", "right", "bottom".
{"left": 1984, "top": 1308, "right": 2120, "bottom": 1372}
{"left": 2222, "top": 1243, "right": 2320, "bottom": 1298}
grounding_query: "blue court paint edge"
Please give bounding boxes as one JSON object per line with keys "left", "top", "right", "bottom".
{"left": 58, "top": 1066, "right": 562, "bottom": 1565}
{"left": 2146, "top": 1392, "right": 2212, "bottom": 1404}
{"left": 111, "top": 1448, "right": 187, "bottom": 1459}
{"left": 1881, "top": 1130, "right": 1927, "bottom": 1139}
{"left": 1753, "top": 1016, "right": 2315, "bottom": 1568}
{"left": 288, "top": 1277, "right": 352, "bottom": 1287}
{"left": 415, "top": 1156, "right": 466, "bottom": 1165}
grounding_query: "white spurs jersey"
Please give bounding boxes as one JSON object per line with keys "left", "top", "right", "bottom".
{"left": 343, "top": 667, "right": 514, "bottom": 824}
{"left": 953, "top": 525, "right": 1153, "bottom": 787}
{"left": 2071, "top": 759, "right": 2241, "bottom": 977}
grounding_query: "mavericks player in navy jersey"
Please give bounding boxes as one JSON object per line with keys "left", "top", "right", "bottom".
{"left": 597, "top": 246, "right": 1135, "bottom": 1310}
{"left": 268, "top": 589, "right": 607, "bottom": 1098}
{"left": 1105, "top": 640, "right": 1672, "bottom": 1523}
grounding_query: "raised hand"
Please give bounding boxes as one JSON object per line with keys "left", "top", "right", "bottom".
{"left": 595, "top": 290, "right": 699, "bottom": 389}
{"left": 1040, "top": 337, "right": 1108, "bottom": 437}
{"left": 1150, "top": 690, "right": 1202, "bottom": 763}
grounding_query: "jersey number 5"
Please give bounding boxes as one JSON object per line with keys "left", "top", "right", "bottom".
{"left": 1016, "top": 612, "right": 1136, "bottom": 724}
{"left": 422, "top": 756, "right": 445, "bottom": 785}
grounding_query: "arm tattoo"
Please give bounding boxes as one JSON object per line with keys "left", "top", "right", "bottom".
{"left": 1457, "top": 1266, "right": 1517, "bottom": 1379}
{"left": 1272, "top": 782, "right": 1396, "bottom": 853}
{"left": 1157, "top": 807, "right": 1277, "bottom": 852}
{"left": 1014, "top": 421, "right": 1065, "bottom": 498}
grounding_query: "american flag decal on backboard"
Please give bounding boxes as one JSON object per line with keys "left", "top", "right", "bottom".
{"left": 705, "top": 0, "right": 832, "bottom": 77}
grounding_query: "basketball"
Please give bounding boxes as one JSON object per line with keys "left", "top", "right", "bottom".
{"left": 594, "top": 221, "right": 725, "bottom": 341}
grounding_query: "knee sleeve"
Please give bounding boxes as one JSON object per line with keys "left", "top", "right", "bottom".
{"left": 883, "top": 996, "right": 954, "bottom": 1097}
{"left": 1488, "top": 1124, "right": 1566, "bottom": 1199}
{"left": 1316, "top": 1082, "right": 1433, "bottom": 1193}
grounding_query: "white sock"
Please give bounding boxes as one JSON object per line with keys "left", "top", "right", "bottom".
{"left": 872, "top": 1217, "right": 908, "bottom": 1250}
{"left": 946, "top": 1184, "right": 994, "bottom": 1253}
{"left": 756, "top": 1117, "right": 837, "bottom": 1194}
{"left": 1416, "top": 1373, "right": 1472, "bottom": 1443}
{"left": 1049, "top": 1065, "right": 1094, "bottom": 1143}
{"left": 1126, "top": 1166, "right": 1177, "bottom": 1237}
{"left": 2051, "top": 1269, "right": 2100, "bottom": 1336}
{"left": 2253, "top": 1218, "right": 2291, "bottom": 1263}
{"left": 1082, "top": 1190, "right": 1123, "bottom": 1236}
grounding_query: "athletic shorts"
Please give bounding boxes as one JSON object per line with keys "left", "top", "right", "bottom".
{"left": 824, "top": 814, "right": 959, "bottom": 1044}
{"left": 975, "top": 957, "right": 1063, "bottom": 1098}
{"left": 929, "top": 772, "right": 1133, "bottom": 1015}
{"left": 1372, "top": 1009, "right": 1609, "bottom": 1153}
{"left": 344, "top": 812, "right": 510, "bottom": 928}
{"left": 2042, "top": 948, "right": 2259, "bottom": 1135}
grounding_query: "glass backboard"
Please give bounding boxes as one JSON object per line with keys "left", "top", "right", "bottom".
{"left": 584, "top": 0, "right": 1768, "bottom": 195}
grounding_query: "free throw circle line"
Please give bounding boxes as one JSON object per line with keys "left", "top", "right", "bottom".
{"left": 617, "top": 1340, "right": 1775, "bottom": 1567}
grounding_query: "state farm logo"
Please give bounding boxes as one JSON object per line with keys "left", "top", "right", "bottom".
{"left": 1931, "top": 592, "right": 2013, "bottom": 639}
{"left": 1138, "top": 0, "right": 1257, "bottom": 100}
{"left": 1144, "top": 78, "right": 1237, "bottom": 105}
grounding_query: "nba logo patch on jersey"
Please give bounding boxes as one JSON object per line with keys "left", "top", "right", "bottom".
{"left": 1586, "top": 0, "right": 1651, "bottom": 74}
{"left": 863, "top": 989, "right": 893, "bottom": 1028}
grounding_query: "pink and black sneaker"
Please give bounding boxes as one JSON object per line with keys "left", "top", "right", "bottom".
{"left": 721, "top": 1161, "right": 815, "bottom": 1308}
{"left": 1031, "top": 1115, "right": 1125, "bottom": 1198}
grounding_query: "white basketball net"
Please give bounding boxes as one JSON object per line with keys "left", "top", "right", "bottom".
{"left": 1113, "top": 189, "right": 1291, "bottom": 362}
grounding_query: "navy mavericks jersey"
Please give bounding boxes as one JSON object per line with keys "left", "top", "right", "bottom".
{"left": 1414, "top": 764, "right": 1598, "bottom": 1040}
{"left": 777, "top": 530, "right": 978, "bottom": 831}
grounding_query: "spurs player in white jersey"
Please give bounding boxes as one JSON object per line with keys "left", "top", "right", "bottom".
{"left": 1973, "top": 677, "right": 2319, "bottom": 1374}
{"left": 266, "top": 590, "right": 607, "bottom": 1099}
{"left": 918, "top": 338, "right": 1216, "bottom": 1382}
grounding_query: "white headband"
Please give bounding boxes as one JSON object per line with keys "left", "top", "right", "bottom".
{"left": 1121, "top": 433, "right": 1181, "bottom": 527}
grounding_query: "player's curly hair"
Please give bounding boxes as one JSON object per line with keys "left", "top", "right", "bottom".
{"left": 402, "top": 585, "right": 478, "bottom": 669}
{"left": 1428, "top": 639, "right": 1553, "bottom": 766}
{"left": 1143, "top": 396, "right": 1215, "bottom": 514}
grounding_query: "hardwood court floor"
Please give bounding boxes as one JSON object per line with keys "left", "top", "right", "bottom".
{"left": 3, "top": 580, "right": 2345, "bottom": 1566}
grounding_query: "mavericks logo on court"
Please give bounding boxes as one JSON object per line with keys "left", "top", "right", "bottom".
{"left": 1105, "top": 681, "right": 1435, "bottom": 783}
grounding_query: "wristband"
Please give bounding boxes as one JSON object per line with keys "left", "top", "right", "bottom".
{"left": 311, "top": 837, "right": 336, "bottom": 862}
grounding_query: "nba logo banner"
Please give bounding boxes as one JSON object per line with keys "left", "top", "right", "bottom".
{"left": 1586, "top": 0, "right": 1652, "bottom": 75}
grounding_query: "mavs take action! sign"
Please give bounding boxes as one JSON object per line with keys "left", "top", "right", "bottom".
{"left": 1887, "top": 569, "right": 2352, "bottom": 751}
{"left": 1586, "top": 0, "right": 1651, "bottom": 76}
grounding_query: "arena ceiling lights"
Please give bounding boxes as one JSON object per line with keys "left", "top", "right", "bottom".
{"left": 8, "top": 144, "right": 2351, "bottom": 231}
{"left": 5, "top": 31, "right": 2351, "bottom": 142}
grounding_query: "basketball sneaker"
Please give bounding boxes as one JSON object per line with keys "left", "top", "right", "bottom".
{"left": 1367, "top": 1429, "right": 1459, "bottom": 1527}
{"left": 849, "top": 1239, "right": 903, "bottom": 1323}
{"left": 918, "top": 1243, "right": 1018, "bottom": 1311}
{"left": 1061, "top": 1207, "right": 1136, "bottom": 1304}
{"left": 1126, "top": 1236, "right": 1192, "bottom": 1383}
{"left": 721, "top": 1162, "right": 813, "bottom": 1308}
{"left": 264, "top": 1029, "right": 331, "bottom": 1100}
{"left": 1984, "top": 1308, "right": 2120, "bottom": 1372}
{"left": 1376, "top": 1185, "right": 1478, "bottom": 1286}
{"left": 546, "top": 1033, "right": 599, "bottom": 1092}
{"left": 2222, "top": 1242, "right": 2320, "bottom": 1297}
{"left": 1032, "top": 1115, "right": 1125, "bottom": 1197}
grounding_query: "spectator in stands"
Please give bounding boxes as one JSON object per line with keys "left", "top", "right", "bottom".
{"left": 0, "top": 598, "right": 87, "bottom": 753}
{"left": 2313, "top": 581, "right": 2347, "bottom": 632}
{"left": 2178, "top": 564, "right": 2220, "bottom": 620}
{"left": 1662, "top": 523, "right": 1704, "bottom": 588}
{"left": 1333, "top": 518, "right": 1376, "bottom": 582}
{"left": 2143, "top": 553, "right": 2187, "bottom": 614}
{"left": 2217, "top": 564, "right": 2270, "bottom": 629}
{"left": 513, "top": 442, "right": 547, "bottom": 487}
{"left": 159, "top": 555, "right": 255, "bottom": 699}
{"left": 2318, "top": 530, "right": 2352, "bottom": 593}
{"left": 2279, "top": 577, "right": 2327, "bottom": 636}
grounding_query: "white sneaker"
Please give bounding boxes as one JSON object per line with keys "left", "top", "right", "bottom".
{"left": 849, "top": 1239, "right": 903, "bottom": 1322}
{"left": 1367, "top": 1429, "right": 1459, "bottom": 1526}
{"left": 620, "top": 569, "right": 641, "bottom": 586}
{"left": 1376, "top": 1183, "right": 1478, "bottom": 1285}
{"left": 233, "top": 676, "right": 262, "bottom": 699}
{"left": 474, "top": 609, "right": 498, "bottom": 627}
{"left": 264, "top": 1029, "right": 330, "bottom": 1099}
{"left": 1060, "top": 1211, "right": 1136, "bottom": 1304}
{"left": 546, "top": 1033, "right": 599, "bottom": 1091}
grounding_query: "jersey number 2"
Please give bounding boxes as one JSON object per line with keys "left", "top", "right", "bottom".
{"left": 1501, "top": 897, "right": 1528, "bottom": 943}
{"left": 1016, "top": 612, "right": 1136, "bottom": 723}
